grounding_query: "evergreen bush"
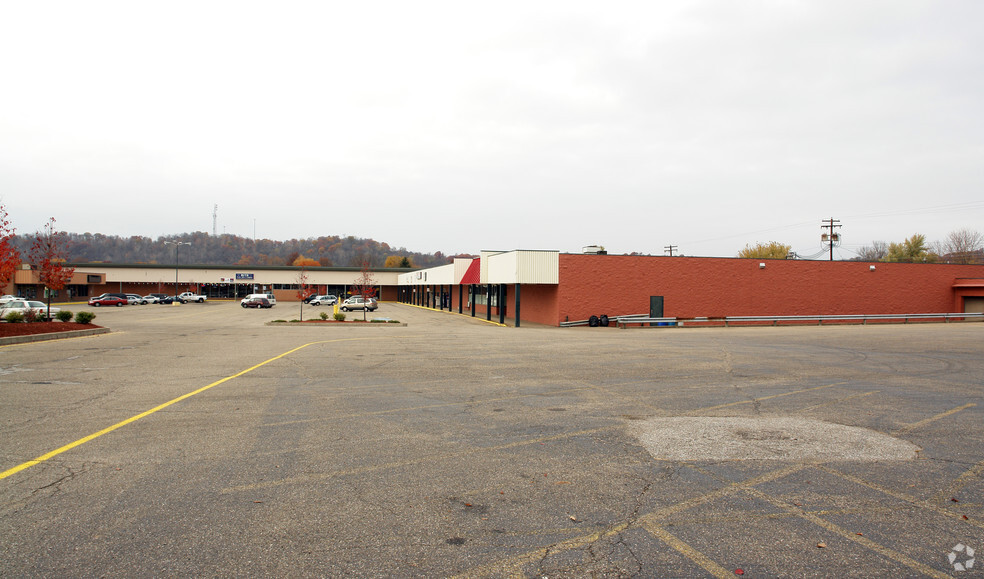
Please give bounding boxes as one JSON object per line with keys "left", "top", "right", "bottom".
{"left": 74, "top": 311, "right": 96, "bottom": 324}
{"left": 56, "top": 310, "right": 74, "bottom": 322}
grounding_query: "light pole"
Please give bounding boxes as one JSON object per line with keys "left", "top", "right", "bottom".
{"left": 163, "top": 241, "right": 191, "bottom": 300}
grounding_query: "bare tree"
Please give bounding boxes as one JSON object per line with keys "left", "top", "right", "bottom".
{"left": 931, "top": 228, "right": 984, "bottom": 264}
{"left": 854, "top": 241, "right": 889, "bottom": 261}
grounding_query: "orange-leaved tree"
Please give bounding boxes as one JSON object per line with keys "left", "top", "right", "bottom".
{"left": 352, "top": 259, "right": 377, "bottom": 321}
{"left": 0, "top": 203, "right": 19, "bottom": 293}
{"left": 295, "top": 265, "right": 316, "bottom": 320}
{"left": 29, "top": 217, "right": 75, "bottom": 319}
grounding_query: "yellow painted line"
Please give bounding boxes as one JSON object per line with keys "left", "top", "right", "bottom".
{"left": 260, "top": 386, "right": 593, "bottom": 428}
{"left": 742, "top": 484, "right": 952, "bottom": 579}
{"left": 0, "top": 336, "right": 410, "bottom": 482}
{"left": 644, "top": 523, "right": 732, "bottom": 578}
{"left": 455, "top": 463, "right": 809, "bottom": 578}
{"left": 892, "top": 403, "right": 976, "bottom": 435}
{"left": 815, "top": 465, "right": 984, "bottom": 530}
{"left": 222, "top": 425, "right": 618, "bottom": 494}
{"left": 686, "top": 382, "right": 844, "bottom": 415}
{"left": 933, "top": 458, "right": 984, "bottom": 505}
{"left": 452, "top": 522, "right": 632, "bottom": 579}
{"left": 796, "top": 390, "right": 880, "bottom": 413}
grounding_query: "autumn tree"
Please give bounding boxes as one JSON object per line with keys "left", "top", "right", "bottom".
{"left": 29, "top": 217, "right": 75, "bottom": 318}
{"left": 384, "top": 255, "right": 416, "bottom": 268}
{"left": 292, "top": 255, "right": 320, "bottom": 267}
{"left": 738, "top": 241, "right": 792, "bottom": 259}
{"left": 0, "top": 203, "right": 19, "bottom": 293}
{"left": 295, "top": 265, "right": 316, "bottom": 321}
{"left": 352, "top": 259, "right": 378, "bottom": 321}
{"left": 882, "top": 234, "right": 937, "bottom": 263}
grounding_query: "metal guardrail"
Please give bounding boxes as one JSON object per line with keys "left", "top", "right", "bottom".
{"left": 613, "top": 312, "right": 984, "bottom": 328}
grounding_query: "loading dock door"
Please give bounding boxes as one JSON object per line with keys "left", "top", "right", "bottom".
{"left": 650, "top": 296, "right": 664, "bottom": 327}
{"left": 965, "top": 297, "right": 984, "bottom": 313}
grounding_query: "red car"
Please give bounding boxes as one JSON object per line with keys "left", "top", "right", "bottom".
{"left": 88, "top": 296, "right": 127, "bottom": 307}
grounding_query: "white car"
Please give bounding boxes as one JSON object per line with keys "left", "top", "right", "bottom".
{"left": 126, "top": 294, "right": 144, "bottom": 305}
{"left": 0, "top": 295, "right": 17, "bottom": 304}
{"left": 0, "top": 299, "right": 61, "bottom": 320}
{"left": 309, "top": 294, "right": 337, "bottom": 306}
{"left": 141, "top": 295, "right": 160, "bottom": 304}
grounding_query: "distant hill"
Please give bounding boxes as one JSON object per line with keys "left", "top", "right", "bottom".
{"left": 12, "top": 231, "right": 449, "bottom": 268}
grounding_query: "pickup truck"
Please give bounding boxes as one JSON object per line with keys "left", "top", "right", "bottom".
{"left": 178, "top": 292, "right": 207, "bottom": 303}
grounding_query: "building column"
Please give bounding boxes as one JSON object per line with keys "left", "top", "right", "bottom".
{"left": 515, "top": 283, "right": 521, "bottom": 327}
{"left": 498, "top": 284, "right": 506, "bottom": 325}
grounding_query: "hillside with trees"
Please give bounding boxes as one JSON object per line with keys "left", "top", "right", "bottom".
{"left": 10, "top": 231, "right": 449, "bottom": 268}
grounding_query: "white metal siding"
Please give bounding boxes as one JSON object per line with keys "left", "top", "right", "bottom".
{"left": 486, "top": 250, "right": 559, "bottom": 284}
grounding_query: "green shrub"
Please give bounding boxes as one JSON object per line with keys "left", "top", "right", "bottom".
{"left": 271, "top": 319, "right": 286, "bottom": 323}
{"left": 388, "top": 320, "right": 401, "bottom": 323}
{"left": 333, "top": 312, "right": 346, "bottom": 321}
{"left": 56, "top": 310, "right": 74, "bottom": 322}
{"left": 289, "top": 319, "right": 300, "bottom": 322}
{"left": 320, "top": 312, "right": 329, "bottom": 320}
{"left": 74, "top": 311, "right": 96, "bottom": 324}
{"left": 4, "top": 310, "right": 24, "bottom": 323}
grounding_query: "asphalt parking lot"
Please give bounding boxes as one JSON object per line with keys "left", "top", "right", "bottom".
{"left": 1, "top": 300, "right": 983, "bottom": 577}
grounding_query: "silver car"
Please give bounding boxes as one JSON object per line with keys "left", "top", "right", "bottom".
{"left": 340, "top": 296, "right": 378, "bottom": 311}
{"left": 309, "top": 294, "right": 337, "bottom": 306}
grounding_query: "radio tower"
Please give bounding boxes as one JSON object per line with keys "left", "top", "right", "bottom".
{"left": 212, "top": 204, "right": 218, "bottom": 236}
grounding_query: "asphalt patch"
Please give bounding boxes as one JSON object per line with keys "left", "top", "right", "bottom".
{"left": 632, "top": 417, "right": 921, "bottom": 461}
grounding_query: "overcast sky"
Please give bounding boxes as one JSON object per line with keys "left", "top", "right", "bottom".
{"left": 1, "top": 1, "right": 982, "bottom": 259}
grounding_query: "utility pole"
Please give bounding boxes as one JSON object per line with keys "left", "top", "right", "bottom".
{"left": 664, "top": 245, "right": 678, "bottom": 256}
{"left": 821, "top": 218, "right": 841, "bottom": 261}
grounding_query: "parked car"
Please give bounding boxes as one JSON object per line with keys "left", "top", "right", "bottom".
{"left": 148, "top": 293, "right": 169, "bottom": 300}
{"left": 241, "top": 293, "right": 277, "bottom": 306}
{"left": 340, "top": 296, "right": 378, "bottom": 311}
{"left": 89, "top": 296, "right": 127, "bottom": 307}
{"left": 241, "top": 297, "right": 273, "bottom": 309}
{"left": 158, "top": 295, "right": 184, "bottom": 304}
{"left": 1, "top": 300, "right": 61, "bottom": 320}
{"left": 309, "top": 294, "right": 337, "bottom": 306}
{"left": 303, "top": 293, "right": 320, "bottom": 304}
{"left": 141, "top": 295, "right": 160, "bottom": 304}
{"left": 0, "top": 295, "right": 17, "bottom": 305}
{"left": 126, "top": 294, "right": 144, "bottom": 305}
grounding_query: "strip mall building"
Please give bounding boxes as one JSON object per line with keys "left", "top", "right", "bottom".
{"left": 397, "top": 250, "right": 984, "bottom": 326}
{"left": 6, "top": 250, "right": 984, "bottom": 326}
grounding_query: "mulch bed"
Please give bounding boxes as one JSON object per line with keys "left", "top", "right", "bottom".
{"left": 0, "top": 322, "right": 103, "bottom": 338}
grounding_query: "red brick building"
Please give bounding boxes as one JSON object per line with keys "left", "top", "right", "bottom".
{"left": 398, "top": 251, "right": 984, "bottom": 327}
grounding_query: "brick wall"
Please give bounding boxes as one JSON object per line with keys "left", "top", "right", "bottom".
{"left": 556, "top": 254, "right": 984, "bottom": 325}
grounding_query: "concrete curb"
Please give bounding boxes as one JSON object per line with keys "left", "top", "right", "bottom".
{"left": 264, "top": 321, "right": 407, "bottom": 327}
{"left": 0, "top": 327, "right": 111, "bottom": 346}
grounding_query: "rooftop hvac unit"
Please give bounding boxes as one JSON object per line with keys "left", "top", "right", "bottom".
{"left": 583, "top": 245, "right": 607, "bottom": 254}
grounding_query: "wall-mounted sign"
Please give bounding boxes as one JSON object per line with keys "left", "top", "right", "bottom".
{"left": 235, "top": 273, "right": 254, "bottom": 280}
